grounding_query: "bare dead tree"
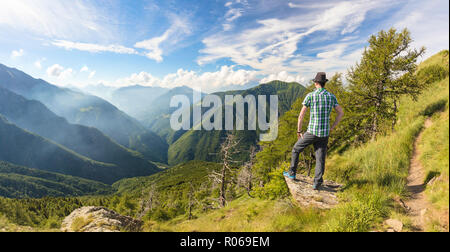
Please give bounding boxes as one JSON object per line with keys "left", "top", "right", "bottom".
{"left": 209, "top": 133, "right": 240, "bottom": 208}
{"left": 186, "top": 182, "right": 196, "bottom": 220}
{"left": 238, "top": 145, "right": 257, "bottom": 197}
{"left": 138, "top": 183, "right": 157, "bottom": 220}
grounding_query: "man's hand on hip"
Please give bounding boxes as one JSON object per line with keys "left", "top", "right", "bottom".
{"left": 297, "top": 132, "right": 303, "bottom": 139}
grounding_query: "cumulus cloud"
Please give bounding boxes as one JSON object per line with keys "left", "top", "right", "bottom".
{"left": 34, "top": 58, "right": 46, "bottom": 69}
{"left": 104, "top": 66, "right": 259, "bottom": 92}
{"left": 52, "top": 40, "right": 138, "bottom": 55}
{"left": 78, "top": 65, "right": 96, "bottom": 79}
{"left": 11, "top": 49, "right": 24, "bottom": 58}
{"left": 110, "top": 72, "right": 164, "bottom": 88}
{"left": 260, "top": 71, "right": 305, "bottom": 84}
{"left": 80, "top": 66, "right": 89, "bottom": 72}
{"left": 46, "top": 64, "right": 74, "bottom": 79}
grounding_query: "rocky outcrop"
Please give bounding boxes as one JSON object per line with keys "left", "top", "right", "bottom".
{"left": 385, "top": 219, "right": 403, "bottom": 232}
{"left": 61, "top": 206, "right": 142, "bottom": 232}
{"left": 284, "top": 174, "right": 343, "bottom": 209}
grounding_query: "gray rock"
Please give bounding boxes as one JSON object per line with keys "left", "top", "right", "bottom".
{"left": 61, "top": 206, "right": 142, "bottom": 232}
{"left": 385, "top": 219, "right": 403, "bottom": 232}
{"left": 284, "top": 174, "right": 343, "bottom": 209}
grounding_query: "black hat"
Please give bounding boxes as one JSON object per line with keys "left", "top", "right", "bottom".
{"left": 314, "top": 72, "right": 328, "bottom": 84}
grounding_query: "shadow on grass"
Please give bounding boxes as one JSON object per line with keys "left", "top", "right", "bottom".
{"left": 424, "top": 171, "right": 441, "bottom": 185}
{"left": 341, "top": 179, "right": 372, "bottom": 191}
{"left": 420, "top": 99, "right": 447, "bottom": 117}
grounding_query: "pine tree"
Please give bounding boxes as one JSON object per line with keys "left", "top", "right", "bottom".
{"left": 347, "top": 28, "right": 425, "bottom": 140}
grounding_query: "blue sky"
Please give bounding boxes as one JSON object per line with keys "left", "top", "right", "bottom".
{"left": 0, "top": 0, "right": 448, "bottom": 93}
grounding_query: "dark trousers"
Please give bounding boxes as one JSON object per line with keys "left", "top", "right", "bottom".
{"left": 289, "top": 132, "right": 329, "bottom": 186}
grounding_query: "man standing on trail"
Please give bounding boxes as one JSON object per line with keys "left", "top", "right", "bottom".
{"left": 283, "top": 72, "right": 344, "bottom": 190}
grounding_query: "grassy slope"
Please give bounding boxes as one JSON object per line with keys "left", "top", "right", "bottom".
{"left": 113, "top": 160, "right": 221, "bottom": 195}
{"left": 417, "top": 98, "right": 449, "bottom": 231}
{"left": 143, "top": 195, "right": 323, "bottom": 232}
{"left": 153, "top": 50, "right": 449, "bottom": 232}
{"left": 2, "top": 52, "right": 447, "bottom": 232}
{"left": 0, "top": 215, "right": 50, "bottom": 232}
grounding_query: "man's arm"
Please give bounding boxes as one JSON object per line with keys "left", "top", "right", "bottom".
{"left": 297, "top": 106, "right": 308, "bottom": 139}
{"left": 330, "top": 105, "right": 344, "bottom": 132}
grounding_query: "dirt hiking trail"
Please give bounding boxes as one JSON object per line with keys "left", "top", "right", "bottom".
{"left": 404, "top": 118, "right": 433, "bottom": 231}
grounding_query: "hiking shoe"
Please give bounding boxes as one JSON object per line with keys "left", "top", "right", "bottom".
{"left": 312, "top": 184, "right": 321, "bottom": 190}
{"left": 283, "top": 171, "right": 295, "bottom": 180}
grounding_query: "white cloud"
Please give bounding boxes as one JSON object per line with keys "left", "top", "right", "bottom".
{"left": 161, "top": 66, "right": 258, "bottom": 91}
{"left": 34, "top": 61, "right": 42, "bottom": 69}
{"left": 104, "top": 66, "right": 259, "bottom": 92}
{"left": 0, "top": 0, "right": 113, "bottom": 40}
{"left": 11, "top": 49, "right": 24, "bottom": 58}
{"left": 34, "top": 58, "right": 46, "bottom": 69}
{"left": 80, "top": 66, "right": 89, "bottom": 72}
{"left": 199, "top": 0, "right": 386, "bottom": 77}
{"left": 134, "top": 15, "right": 192, "bottom": 62}
{"left": 288, "top": 46, "right": 365, "bottom": 79}
{"left": 110, "top": 72, "right": 163, "bottom": 88}
{"left": 78, "top": 65, "right": 96, "bottom": 79}
{"left": 288, "top": 2, "right": 337, "bottom": 9}
{"left": 88, "top": 71, "right": 96, "bottom": 79}
{"left": 221, "top": 0, "right": 247, "bottom": 31}
{"left": 222, "top": 8, "right": 243, "bottom": 31}
{"left": 52, "top": 40, "right": 138, "bottom": 55}
{"left": 46, "top": 64, "right": 74, "bottom": 79}
{"left": 222, "top": 24, "right": 233, "bottom": 31}
{"left": 392, "top": 0, "right": 449, "bottom": 59}
{"left": 225, "top": 8, "right": 243, "bottom": 23}
{"left": 260, "top": 71, "right": 305, "bottom": 84}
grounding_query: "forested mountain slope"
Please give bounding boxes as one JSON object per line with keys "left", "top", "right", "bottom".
{"left": 0, "top": 161, "right": 112, "bottom": 198}
{"left": 0, "top": 87, "right": 160, "bottom": 178}
{"left": 0, "top": 64, "right": 168, "bottom": 163}
{"left": 168, "top": 81, "right": 306, "bottom": 165}
{"left": 0, "top": 115, "right": 158, "bottom": 184}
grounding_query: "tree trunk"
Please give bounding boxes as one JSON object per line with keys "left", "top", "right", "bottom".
{"left": 219, "top": 165, "right": 226, "bottom": 208}
{"left": 391, "top": 99, "right": 397, "bottom": 132}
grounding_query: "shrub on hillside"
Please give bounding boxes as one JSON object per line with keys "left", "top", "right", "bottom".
{"left": 253, "top": 163, "right": 290, "bottom": 199}
{"left": 417, "top": 64, "right": 449, "bottom": 85}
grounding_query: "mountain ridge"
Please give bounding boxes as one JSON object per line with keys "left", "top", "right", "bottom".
{"left": 0, "top": 87, "right": 161, "bottom": 181}
{"left": 0, "top": 64, "right": 168, "bottom": 163}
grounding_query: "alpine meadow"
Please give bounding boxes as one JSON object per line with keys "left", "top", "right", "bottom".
{"left": 0, "top": 0, "right": 448, "bottom": 236}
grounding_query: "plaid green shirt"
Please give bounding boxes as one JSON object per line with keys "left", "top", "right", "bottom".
{"left": 302, "top": 88, "right": 339, "bottom": 137}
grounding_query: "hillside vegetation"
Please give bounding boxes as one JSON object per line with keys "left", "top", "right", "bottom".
{"left": 0, "top": 87, "right": 161, "bottom": 181}
{"left": 0, "top": 161, "right": 113, "bottom": 198}
{"left": 0, "top": 48, "right": 447, "bottom": 232}
{"left": 0, "top": 114, "right": 159, "bottom": 184}
{"left": 0, "top": 64, "right": 168, "bottom": 163}
{"left": 168, "top": 81, "right": 306, "bottom": 165}
{"left": 141, "top": 50, "right": 448, "bottom": 232}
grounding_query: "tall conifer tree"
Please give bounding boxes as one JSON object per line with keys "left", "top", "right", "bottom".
{"left": 347, "top": 28, "right": 425, "bottom": 139}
